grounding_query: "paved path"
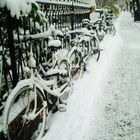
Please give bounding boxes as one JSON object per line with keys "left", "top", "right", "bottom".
{"left": 89, "top": 12, "right": 140, "bottom": 140}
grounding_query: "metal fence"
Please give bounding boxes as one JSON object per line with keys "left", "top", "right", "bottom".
{"left": 37, "top": 0, "right": 90, "bottom": 30}
{"left": 0, "top": 1, "right": 90, "bottom": 112}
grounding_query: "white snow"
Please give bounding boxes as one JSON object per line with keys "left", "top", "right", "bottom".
{"left": 90, "top": 0, "right": 96, "bottom": 7}
{"left": 0, "top": 0, "right": 33, "bottom": 18}
{"left": 25, "top": 30, "right": 51, "bottom": 39}
{"left": 54, "top": 49, "right": 68, "bottom": 60}
{"left": 1, "top": 10, "right": 140, "bottom": 140}
{"left": 46, "top": 68, "right": 67, "bottom": 76}
{"left": 41, "top": 12, "right": 140, "bottom": 140}
{"left": 48, "top": 40, "right": 61, "bottom": 47}
{"left": 0, "top": 0, "right": 47, "bottom": 20}
{"left": 25, "top": 25, "right": 63, "bottom": 39}
{"left": 28, "top": 53, "right": 36, "bottom": 68}
{"left": 79, "top": 35, "right": 91, "bottom": 42}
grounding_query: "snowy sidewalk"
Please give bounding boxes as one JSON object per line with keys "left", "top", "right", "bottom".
{"left": 41, "top": 12, "right": 140, "bottom": 140}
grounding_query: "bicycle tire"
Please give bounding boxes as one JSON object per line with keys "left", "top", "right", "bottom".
{"left": 69, "top": 49, "right": 82, "bottom": 77}
{"left": 91, "top": 37, "right": 100, "bottom": 61}
{"left": 3, "top": 84, "right": 47, "bottom": 140}
{"left": 111, "top": 25, "right": 116, "bottom": 36}
{"left": 58, "top": 59, "right": 70, "bottom": 79}
{"left": 58, "top": 59, "right": 73, "bottom": 93}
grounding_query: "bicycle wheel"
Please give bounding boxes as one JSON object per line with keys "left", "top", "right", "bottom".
{"left": 69, "top": 49, "right": 82, "bottom": 77}
{"left": 110, "top": 24, "right": 116, "bottom": 36}
{"left": 91, "top": 37, "right": 100, "bottom": 61}
{"left": 58, "top": 59, "right": 73, "bottom": 92}
{"left": 3, "top": 84, "right": 47, "bottom": 140}
{"left": 58, "top": 59, "right": 70, "bottom": 81}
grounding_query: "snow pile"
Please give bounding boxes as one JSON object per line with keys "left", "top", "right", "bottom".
{"left": 54, "top": 49, "right": 68, "bottom": 60}
{"left": 0, "top": 0, "right": 37, "bottom": 19}
{"left": 25, "top": 25, "right": 62, "bottom": 39}
{"left": 48, "top": 40, "right": 61, "bottom": 47}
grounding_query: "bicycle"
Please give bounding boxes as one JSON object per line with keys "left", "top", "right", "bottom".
{"left": 104, "top": 13, "right": 116, "bottom": 36}
{"left": 2, "top": 40, "right": 71, "bottom": 140}
{"left": 67, "top": 28, "right": 101, "bottom": 78}
{"left": 24, "top": 25, "right": 71, "bottom": 88}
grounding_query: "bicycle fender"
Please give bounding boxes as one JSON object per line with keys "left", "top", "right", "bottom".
{"left": 68, "top": 46, "right": 81, "bottom": 60}
{"left": 12, "top": 79, "right": 45, "bottom": 98}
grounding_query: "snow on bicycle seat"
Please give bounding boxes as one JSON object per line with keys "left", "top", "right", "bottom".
{"left": 46, "top": 68, "right": 67, "bottom": 77}
{"left": 68, "top": 29, "right": 91, "bottom": 37}
{"left": 54, "top": 29, "right": 64, "bottom": 38}
{"left": 68, "top": 30, "right": 83, "bottom": 35}
{"left": 81, "top": 28, "right": 92, "bottom": 37}
{"left": 48, "top": 40, "right": 61, "bottom": 49}
{"left": 49, "top": 24, "right": 64, "bottom": 38}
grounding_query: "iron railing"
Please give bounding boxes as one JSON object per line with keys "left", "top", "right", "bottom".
{"left": 0, "top": 1, "right": 90, "bottom": 112}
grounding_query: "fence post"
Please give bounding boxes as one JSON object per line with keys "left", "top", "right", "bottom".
{"left": 70, "top": 0, "right": 74, "bottom": 30}
{"left": 136, "top": 0, "right": 140, "bottom": 9}
{"left": 6, "top": 11, "right": 18, "bottom": 87}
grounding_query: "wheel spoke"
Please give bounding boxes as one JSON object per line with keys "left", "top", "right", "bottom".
{"left": 4, "top": 86, "right": 46, "bottom": 140}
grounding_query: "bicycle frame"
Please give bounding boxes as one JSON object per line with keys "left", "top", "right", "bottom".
{"left": 23, "top": 66, "right": 69, "bottom": 118}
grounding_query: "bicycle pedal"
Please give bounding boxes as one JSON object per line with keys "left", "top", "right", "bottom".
{"left": 58, "top": 104, "right": 67, "bottom": 112}
{"left": 51, "top": 106, "right": 58, "bottom": 113}
{"left": 99, "top": 49, "right": 103, "bottom": 51}
{"left": 59, "top": 88, "right": 70, "bottom": 104}
{"left": 44, "top": 125, "right": 49, "bottom": 132}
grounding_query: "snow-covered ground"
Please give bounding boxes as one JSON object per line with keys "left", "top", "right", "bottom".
{"left": 41, "top": 12, "right": 140, "bottom": 140}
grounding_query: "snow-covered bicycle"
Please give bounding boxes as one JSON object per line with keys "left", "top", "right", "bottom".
{"left": 24, "top": 25, "right": 71, "bottom": 88}
{"left": 67, "top": 28, "right": 101, "bottom": 78}
{"left": 2, "top": 37, "right": 71, "bottom": 140}
{"left": 105, "top": 13, "right": 116, "bottom": 36}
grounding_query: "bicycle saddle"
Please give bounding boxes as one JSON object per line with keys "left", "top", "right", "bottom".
{"left": 68, "top": 30, "right": 83, "bottom": 35}
{"left": 48, "top": 40, "right": 62, "bottom": 51}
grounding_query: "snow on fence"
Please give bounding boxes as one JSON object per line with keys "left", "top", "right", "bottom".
{"left": 0, "top": 0, "right": 90, "bottom": 114}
